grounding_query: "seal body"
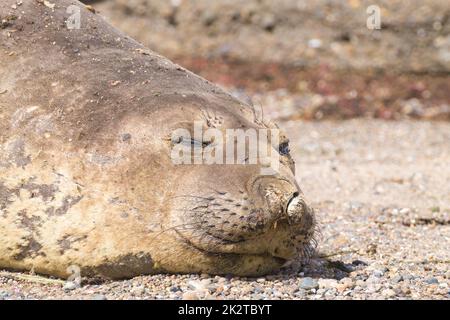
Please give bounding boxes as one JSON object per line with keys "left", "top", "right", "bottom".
{"left": 0, "top": 0, "right": 315, "bottom": 279}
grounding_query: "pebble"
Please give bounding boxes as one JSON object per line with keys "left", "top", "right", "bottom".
{"left": 424, "top": 278, "right": 439, "bottom": 285}
{"left": 372, "top": 270, "right": 385, "bottom": 278}
{"left": 260, "top": 14, "right": 276, "bottom": 31}
{"left": 130, "top": 285, "right": 145, "bottom": 295}
{"left": 399, "top": 208, "right": 411, "bottom": 214}
{"left": 188, "top": 280, "right": 204, "bottom": 290}
{"left": 352, "top": 260, "right": 368, "bottom": 266}
{"left": 63, "top": 281, "right": 79, "bottom": 291}
{"left": 308, "top": 38, "right": 322, "bottom": 49}
{"left": 336, "top": 278, "right": 354, "bottom": 292}
{"left": 355, "top": 280, "right": 365, "bottom": 286}
{"left": 170, "top": 286, "right": 181, "bottom": 292}
{"left": 182, "top": 291, "right": 199, "bottom": 300}
{"left": 366, "top": 275, "right": 381, "bottom": 284}
{"left": 318, "top": 278, "right": 338, "bottom": 289}
{"left": 366, "top": 284, "right": 382, "bottom": 293}
{"left": 299, "top": 277, "right": 319, "bottom": 290}
{"left": 381, "top": 289, "right": 396, "bottom": 298}
{"left": 0, "top": 290, "right": 10, "bottom": 299}
{"left": 391, "top": 275, "right": 404, "bottom": 283}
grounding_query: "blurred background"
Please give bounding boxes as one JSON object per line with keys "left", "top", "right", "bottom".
{"left": 84, "top": 0, "right": 449, "bottom": 121}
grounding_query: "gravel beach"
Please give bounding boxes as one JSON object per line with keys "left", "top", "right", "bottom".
{"left": 1, "top": 119, "right": 448, "bottom": 300}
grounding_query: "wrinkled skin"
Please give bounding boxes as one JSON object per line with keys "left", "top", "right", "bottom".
{"left": 0, "top": 0, "right": 315, "bottom": 279}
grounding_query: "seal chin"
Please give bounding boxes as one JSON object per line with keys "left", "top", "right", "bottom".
{"left": 175, "top": 205, "right": 315, "bottom": 269}
{"left": 175, "top": 227, "right": 293, "bottom": 275}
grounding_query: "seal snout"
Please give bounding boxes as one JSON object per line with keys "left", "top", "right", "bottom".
{"left": 169, "top": 172, "right": 316, "bottom": 275}
{"left": 286, "top": 191, "right": 313, "bottom": 227}
{"left": 247, "top": 177, "right": 317, "bottom": 259}
{"left": 286, "top": 191, "right": 300, "bottom": 216}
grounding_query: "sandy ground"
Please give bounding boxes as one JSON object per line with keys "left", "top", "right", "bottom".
{"left": 1, "top": 119, "right": 449, "bottom": 300}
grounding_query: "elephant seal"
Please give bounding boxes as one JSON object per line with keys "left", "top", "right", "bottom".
{"left": 0, "top": 0, "right": 316, "bottom": 279}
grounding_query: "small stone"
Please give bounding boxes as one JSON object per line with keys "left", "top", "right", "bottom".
{"left": 0, "top": 290, "right": 10, "bottom": 299}
{"left": 366, "top": 284, "right": 382, "bottom": 293}
{"left": 299, "top": 277, "right": 319, "bottom": 290}
{"left": 335, "top": 278, "right": 353, "bottom": 293}
{"left": 316, "top": 288, "right": 326, "bottom": 294}
{"left": 352, "top": 259, "right": 368, "bottom": 266}
{"left": 401, "top": 286, "right": 411, "bottom": 294}
{"left": 170, "top": 286, "right": 181, "bottom": 292}
{"left": 63, "top": 281, "right": 78, "bottom": 291}
{"left": 215, "top": 285, "right": 224, "bottom": 294}
{"left": 260, "top": 14, "right": 276, "bottom": 32}
{"left": 355, "top": 279, "right": 365, "bottom": 287}
{"left": 188, "top": 280, "right": 206, "bottom": 291}
{"left": 348, "top": 201, "right": 363, "bottom": 210}
{"left": 182, "top": 291, "right": 199, "bottom": 300}
{"left": 431, "top": 206, "right": 440, "bottom": 213}
{"left": 91, "top": 294, "right": 107, "bottom": 300}
{"left": 391, "top": 275, "right": 403, "bottom": 283}
{"left": 340, "top": 277, "right": 354, "bottom": 287}
{"left": 121, "top": 133, "right": 132, "bottom": 142}
{"left": 374, "top": 185, "right": 385, "bottom": 194}
{"left": 318, "top": 278, "right": 338, "bottom": 289}
{"left": 201, "top": 11, "right": 217, "bottom": 26}
{"left": 381, "top": 289, "right": 396, "bottom": 298}
{"left": 308, "top": 38, "right": 322, "bottom": 49}
{"left": 130, "top": 285, "right": 145, "bottom": 295}
{"left": 207, "top": 284, "right": 219, "bottom": 293}
{"left": 200, "top": 279, "right": 212, "bottom": 286}
{"left": 402, "top": 274, "right": 415, "bottom": 281}
{"left": 216, "top": 276, "right": 227, "bottom": 283}
{"left": 439, "top": 282, "right": 448, "bottom": 289}
{"left": 343, "top": 290, "right": 352, "bottom": 296}
{"left": 372, "top": 270, "right": 384, "bottom": 278}
{"left": 249, "top": 292, "right": 259, "bottom": 299}
{"left": 425, "top": 278, "right": 439, "bottom": 285}
{"left": 366, "top": 275, "right": 381, "bottom": 284}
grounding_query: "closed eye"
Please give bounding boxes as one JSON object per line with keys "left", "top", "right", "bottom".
{"left": 173, "top": 136, "right": 212, "bottom": 148}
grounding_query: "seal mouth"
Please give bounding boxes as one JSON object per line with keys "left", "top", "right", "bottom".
{"left": 174, "top": 227, "right": 290, "bottom": 269}
{"left": 173, "top": 214, "right": 311, "bottom": 263}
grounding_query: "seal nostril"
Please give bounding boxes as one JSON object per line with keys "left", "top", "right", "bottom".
{"left": 287, "top": 192, "right": 300, "bottom": 209}
{"left": 286, "top": 192, "right": 304, "bottom": 223}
